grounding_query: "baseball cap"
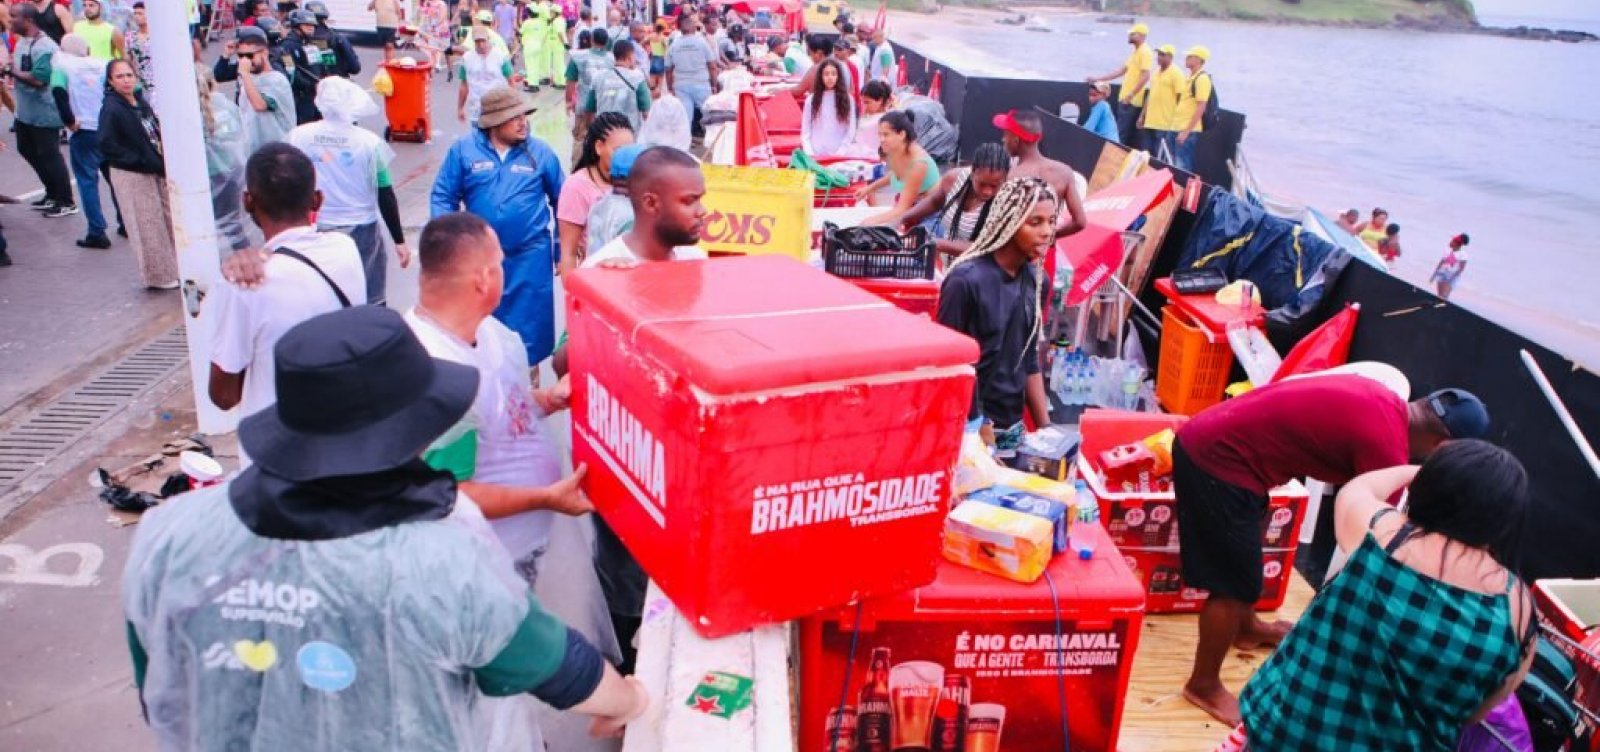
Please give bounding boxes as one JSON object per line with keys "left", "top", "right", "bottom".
{"left": 235, "top": 26, "right": 270, "bottom": 47}
{"left": 609, "top": 143, "right": 644, "bottom": 181}
{"left": 992, "top": 109, "right": 1041, "bottom": 144}
{"left": 1426, "top": 388, "right": 1490, "bottom": 439}
{"left": 476, "top": 9, "right": 493, "bottom": 23}
{"left": 1186, "top": 45, "right": 1211, "bottom": 62}
{"left": 1090, "top": 81, "right": 1110, "bottom": 96}
{"left": 471, "top": 26, "right": 490, "bottom": 41}
{"left": 1128, "top": 22, "right": 1149, "bottom": 35}
{"left": 1157, "top": 44, "right": 1176, "bottom": 56}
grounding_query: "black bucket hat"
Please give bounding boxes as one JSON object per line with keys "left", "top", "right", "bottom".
{"left": 239, "top": 306, "right": 478, "bottom": 482}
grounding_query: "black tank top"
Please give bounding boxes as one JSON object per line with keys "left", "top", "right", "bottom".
{"left": 35, "top": 2, "right": 67, "bottom": 43}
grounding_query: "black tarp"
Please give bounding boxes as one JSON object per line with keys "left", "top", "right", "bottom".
{"left": 1178, "top": 189, "right": 1339, "bottom": 311}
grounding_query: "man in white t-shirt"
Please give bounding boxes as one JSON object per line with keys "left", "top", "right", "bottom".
{"left": 406, "top": 212, "right": 592, "bottom": 586}
{"left": 289, "top": 77, "right": 411, "bottom": 306}
{"left": 459, "top": 27, "right": 516, "bottom": 124}
{"left": 209, "top": 144, "right": 367, "bottom": 466}
{"left": 581, "top": 145, "right": 708, "bottom": 268}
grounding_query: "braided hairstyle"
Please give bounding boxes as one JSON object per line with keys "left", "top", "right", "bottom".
{"left": 938, "top": 142, "right": 1011, "bottom": 243}
{"left": 945, "top": 176, "right": 1060, "bottom": 369}
{"left": 574, "top": 112, "right": 636, "bottom": 174}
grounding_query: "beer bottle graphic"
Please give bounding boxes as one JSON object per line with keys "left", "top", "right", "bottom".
{"left": 931, "top": 674, "right": 971, "bottom": 752}
{"left": 856, "top": 648, "right": 893, "bottom": 751}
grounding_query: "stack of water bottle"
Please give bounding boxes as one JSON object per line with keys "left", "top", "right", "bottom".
{"left": 1050, "top": 348, "right": 1150, "bottom": 411}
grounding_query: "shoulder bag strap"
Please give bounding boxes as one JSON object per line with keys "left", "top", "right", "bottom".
{"left": 273, "top": 246, "right": 353, "bottom": 308}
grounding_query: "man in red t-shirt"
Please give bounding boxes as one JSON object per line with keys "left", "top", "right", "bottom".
{"left": 1172, "top": 373, "right": 1490, "bottom": 725}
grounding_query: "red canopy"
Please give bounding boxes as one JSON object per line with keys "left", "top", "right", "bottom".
{"left": 1051, "top": 169, "right": 1176, "bottom": 306}
{"left": 716, "top": 0, "right": 804, "bottom": 14}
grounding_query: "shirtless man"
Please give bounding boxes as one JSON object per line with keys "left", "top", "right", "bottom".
{"left": 993, "top": 108, "right": 1086, "bottom": 238}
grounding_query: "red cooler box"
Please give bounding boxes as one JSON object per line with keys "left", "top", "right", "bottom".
{"left": 799, "top": 524, "right": 1145, "bottom": 752}
{"left": 566, "top": 255, "right": 979, "bottom": 637}
{"left": 847, "top": 277, "right": 941, "bottom": 319}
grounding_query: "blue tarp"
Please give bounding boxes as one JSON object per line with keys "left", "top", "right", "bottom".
{"left": 1179, "top": 189, "right": 1339, "bottom": 311}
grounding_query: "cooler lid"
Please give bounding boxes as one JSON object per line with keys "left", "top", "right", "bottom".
{"left": 566, "top": 255, "right": 979, "bottom": 395}
{"left": 859, "top": 524, "right": 1146, "bottom": 619}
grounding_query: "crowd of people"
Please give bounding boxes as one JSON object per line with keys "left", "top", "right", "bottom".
{"left": 0, "top": 1, "right": 1537, "bottom": 749}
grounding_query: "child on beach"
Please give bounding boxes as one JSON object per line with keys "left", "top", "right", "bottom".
{"left": 1377, "top": 223, "right": 1401, "bottom": 270}
{"left": 1430, "top": 233, "right": 1470, "bottom": 300}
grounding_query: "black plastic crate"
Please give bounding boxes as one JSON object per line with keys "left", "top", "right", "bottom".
{"left": 821, "top": 224, "right": 935, "bottom": 280}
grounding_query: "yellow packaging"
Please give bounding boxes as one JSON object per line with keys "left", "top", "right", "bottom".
{"left": 1142, "top": 428, "right": 1175, "bottom": 476}
{"left": 991, "top": 468, "right": 1076, "bottom": 506}
{"left": 699, "top": 164, "right": 815, "bottom": 260}
{"left": 954, "top": 430, "right": 1003, "bottom": 498}
{"left": 942, "top": 500, "right": 1053, "bottom": 583}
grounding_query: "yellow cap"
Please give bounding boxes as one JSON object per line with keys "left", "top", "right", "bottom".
{"left": 1186, "top": 45, "right": 1211, "bottom": 62}
{"left": 1128, "top": 22, "right": 1149, "bottom": 35}
{"left": 1157, "top": 44, "right": 1176, "bottom": 56}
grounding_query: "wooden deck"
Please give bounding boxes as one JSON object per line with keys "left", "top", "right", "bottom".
{"left": 1117, "top": 573, "right": 1318, "bottom": 752}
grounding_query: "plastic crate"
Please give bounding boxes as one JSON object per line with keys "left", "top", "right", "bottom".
{"left": 1156, "top": 305, "right": 1233, "bottom": 415}
{"left": 822, "top": 226, "right": 934, "bottom": 280}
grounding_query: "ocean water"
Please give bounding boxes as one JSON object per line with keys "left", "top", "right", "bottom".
{"left": 890, "top": 11, "right": 1600, "bottom": 366}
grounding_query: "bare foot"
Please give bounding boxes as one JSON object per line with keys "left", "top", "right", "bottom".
{"left": 1182, "top": 681, "right": 1242, "bottom": 726}
{"left": 1234, "top": 618, "right": 1293, "bottom": 650}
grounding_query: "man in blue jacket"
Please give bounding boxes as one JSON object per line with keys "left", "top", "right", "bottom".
{"left": 430, "top": 87, "right": 566, "bottom": 364}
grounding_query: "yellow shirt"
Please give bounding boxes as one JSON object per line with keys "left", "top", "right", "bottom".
{"left": 1173, "top": 69, "right": 1214, "bottom": 133}
{"left": 1142, "top": 64, "right": 1184, "bottom": 131}
{"left": 1122, "top": 43, "right": 1154, "bottom": 107}
{"left": 77, "top": 19, "right": 117, "bottom": 61}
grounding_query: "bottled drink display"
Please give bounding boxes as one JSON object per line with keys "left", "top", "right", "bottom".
{"left": 857, "top": 648, "right": 893, "bottom": 751}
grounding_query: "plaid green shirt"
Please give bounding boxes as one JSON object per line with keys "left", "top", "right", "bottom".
{"left": 1240, "top": 515, "right": 1523, "bottom": 750}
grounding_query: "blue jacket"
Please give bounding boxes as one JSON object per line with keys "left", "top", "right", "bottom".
{"left": 1084, "top": 100, "right": 1120, "bottom": 144}
{"left": 430, "top": 129, "right": 565, "bottom": 257}
{"left": 430, "top": 130, "right": 566, "bottom": 362}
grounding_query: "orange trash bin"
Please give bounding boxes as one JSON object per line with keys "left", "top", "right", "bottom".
{"left": 379, "top": 51, "right": 434, "bottom": 143}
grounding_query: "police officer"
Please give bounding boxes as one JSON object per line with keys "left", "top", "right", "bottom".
{"left": 306, "top": 0, "right": 360, "bottom": 78}
{"left": 281, "top": 9, "right": 326, "bottom": 123}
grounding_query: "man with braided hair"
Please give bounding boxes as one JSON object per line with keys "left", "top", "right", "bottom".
{"left": 901, "top": 142, "right": 1012, "bottom": 258}
{"left": 936, "top": 177, "right": 1060, "bottom": 451}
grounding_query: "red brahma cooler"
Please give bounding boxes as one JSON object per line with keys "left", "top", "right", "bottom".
{"left": 566, "top": 255, "right": 979, "bottom": 638}
{"left": 799, "top": 524, "right": 1145, "bottom": 752}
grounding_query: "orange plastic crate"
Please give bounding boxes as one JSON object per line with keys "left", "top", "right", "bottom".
{"left": 1156, "top": 305, "right": 1233, "bottom": 415}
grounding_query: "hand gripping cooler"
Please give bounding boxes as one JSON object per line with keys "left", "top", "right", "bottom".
{"left": 566, "top": 256, "right": 979, "bottom": 638}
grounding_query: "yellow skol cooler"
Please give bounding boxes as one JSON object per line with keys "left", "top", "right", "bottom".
{"left": 699, "top": 164, "right": 814, "bottom": 260}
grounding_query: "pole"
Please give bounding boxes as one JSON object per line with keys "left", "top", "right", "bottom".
{"left": 1520, "top": 349, "right": 1600, "bottom": 481}
{"left": 148, "top": 0, "right": 233, "bottom": 435}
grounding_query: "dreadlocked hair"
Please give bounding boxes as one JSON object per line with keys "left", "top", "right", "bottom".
{"left": 938, "top": 142, "right": 1011, "bottom": 243}
{"left": 575, "top": 112, "right": 636, "bottom": 173}
{"left": 944, "top": 176, "right": 1060, "bottom": 370}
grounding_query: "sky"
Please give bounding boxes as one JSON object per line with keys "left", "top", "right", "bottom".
{"left": 1472, "top": 0, "right": 1600, "bottom": 22}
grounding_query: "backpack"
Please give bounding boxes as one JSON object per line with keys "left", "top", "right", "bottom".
{"left": 595, "top": 67, "right": 643, "bottom": 130}
{"left": 1192, "top": 71, "right": 1221, "bottom": 132}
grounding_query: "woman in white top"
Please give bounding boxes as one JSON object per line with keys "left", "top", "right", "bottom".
{"left": 800, "top": 59, "right": 856, "bottom": 158}
{"left": 851, "top": 79, "right": 892, "bottom": 154}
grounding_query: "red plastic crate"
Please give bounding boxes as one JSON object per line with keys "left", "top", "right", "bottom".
{"left": 800, "top": 524, "right": 1145, "bottom": 752}
{"left": 566, "top": 256, "right": 978, "bottom": 637}
{"left": 1079, "top": 455, "right": 1309, "bottom": 551}
{"left": 1120, "top": 546, "right": 1298, "bottom": 614}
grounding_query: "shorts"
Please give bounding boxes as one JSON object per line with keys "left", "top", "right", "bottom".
{"left": 649, "top": 55, "right": 664, "bottom": 76}
{"left": 377, "top": 26, "right": 398, "bottom": 45}
{"left": 1172, "top": 439, "right": 1269, "bottom": 602}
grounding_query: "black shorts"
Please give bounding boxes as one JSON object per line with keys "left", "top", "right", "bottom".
{"left": 377, "top": 26, "right": 398, "bottom": 45}
{"left": 1173, "top": 439, "right": 1268, "bottom": 602}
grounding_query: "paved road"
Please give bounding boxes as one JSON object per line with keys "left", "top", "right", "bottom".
{"left": 0, "top": 43, "right": 616, "bottom": 751}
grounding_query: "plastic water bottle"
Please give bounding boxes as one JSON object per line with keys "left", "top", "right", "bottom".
{"left": 1073, "top": 478, "right": 1099, "bottom": 523}
{"left": 1122, "top": 366, "right": 1143, "bottom": 410}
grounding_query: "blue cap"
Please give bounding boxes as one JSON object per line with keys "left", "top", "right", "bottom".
{"left": 610, "top": 144, "right": 645, "bottom": 182}
{"left": 1427, "top": 388, "right": 1490, "bottom": 439}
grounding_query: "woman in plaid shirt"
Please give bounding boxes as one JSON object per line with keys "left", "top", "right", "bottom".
{"left": 1220, "top": 440, "right": 1536, "bottom": 751}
